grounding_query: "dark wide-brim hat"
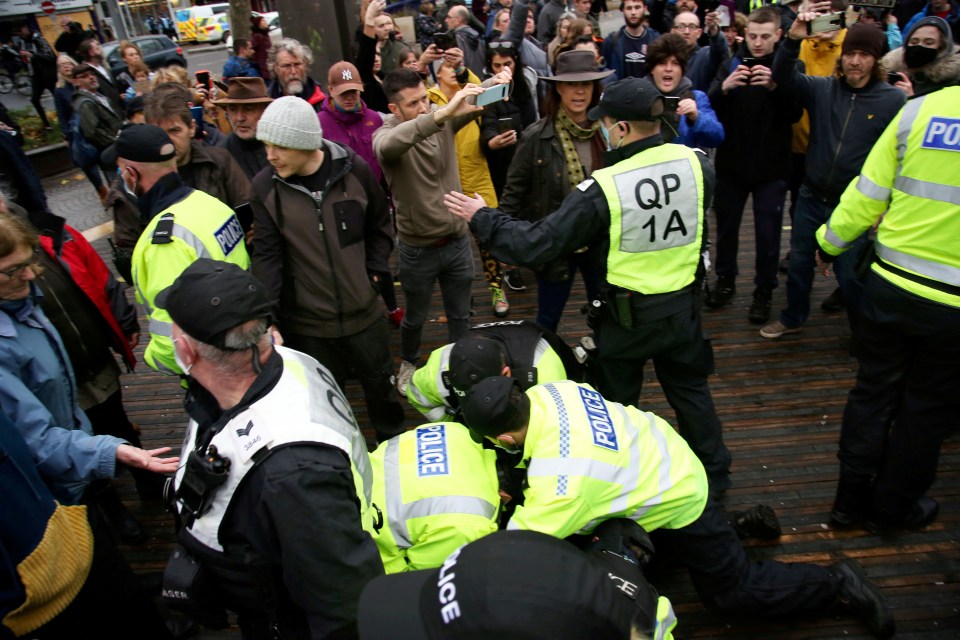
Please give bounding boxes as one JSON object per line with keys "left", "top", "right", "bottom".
{"left": 541, "top": 50, "right": 614, "bottom": 82}
{"left": 212, "top": 76, "right": 274, "bottom": 105}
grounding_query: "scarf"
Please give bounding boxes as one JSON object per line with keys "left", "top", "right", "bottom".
{"left": 555, "top": 110, "right": 600, "bottom": 190}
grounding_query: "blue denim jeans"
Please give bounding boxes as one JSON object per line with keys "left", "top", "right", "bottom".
{"left": 535, "top": 252, "right": 601, "bottom": 333}
{"left": 397, "top": 235, "right": 474, "bottom": 363}
{"left": 780, "top": 187, "right": 866, "bottom": 328}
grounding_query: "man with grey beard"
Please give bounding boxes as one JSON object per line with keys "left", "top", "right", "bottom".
{"left": 266, "top": 38, "right": 326, "bottom": 111}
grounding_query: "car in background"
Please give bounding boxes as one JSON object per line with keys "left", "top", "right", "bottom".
{"left": 104, "top": 35, "right": 186, "bottom": 76}
{"left": 196, "top": 13, "right": 230, "bottom": 43}
{"left": 224, "top": 11, "right": 283, "bottom": 48}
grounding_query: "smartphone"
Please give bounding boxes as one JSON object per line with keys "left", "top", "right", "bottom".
{"left": 476, "top": 83, "right": 509, "bottom": 107}
{"left": 887, "top": 71, "right": 902, "bottom": 84}
{"left": 740, "top": 57, "right": 759, "bottom": 67}
{"left": 497, "top": 117, "right": 516, "bottom": 134}
{"left": 433, "top": 30, "right": 457, "bottom": 51}
{"left": 662, "top": 96, "right": 680, "bottom": 112}
{"left": 234, "top": 202, "right": 254, "bottom": 233}
{"left": 195, "top": 69, "right": 211, "bottom": 90}
{"left": 190, "top": 105, "right": 205, "bottom": 139}
{"left": 806, "top": 12, "right": 845, "bottom": 35}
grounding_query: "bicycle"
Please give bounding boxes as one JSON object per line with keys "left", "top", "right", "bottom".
{"left": 0, "top": 68, "right": 31, "bottom": 96}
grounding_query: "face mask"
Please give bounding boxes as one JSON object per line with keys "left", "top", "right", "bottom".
{"left": 118, "top": 167, "right": 138, "bottom": 200}
{"left": 600, "top": 121, "right": 622, "bottom": 151}
{"left": 904, "top": 44, "right": 938, "bottom": 69}
{"left": 173, "top": 335, "right": 192, "bottom": 376}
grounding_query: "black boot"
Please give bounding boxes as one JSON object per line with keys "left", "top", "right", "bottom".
{"left": 705, "top": 275, "right": 735, "bottom": 308}
{"left": 830, "top": 477, "right": 872, "bottom": 526}
{"left": 831, "top": 559, "right": 895, "bottom": 638}
{"left": 865, "top": 497, "right": 939, "bottom": 534}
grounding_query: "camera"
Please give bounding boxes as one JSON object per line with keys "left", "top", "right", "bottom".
{"left": 176, "top": 445, "right": 231, "bottom": 528}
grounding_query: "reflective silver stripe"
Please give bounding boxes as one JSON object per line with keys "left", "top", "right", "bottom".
{"left": 876, "top": 241, "right": 960, "bottom": 286}
{"left": 894, "top": 175, "right": 960, "bottom": 206}
{"left": 657, "top": 601, "right": 678, "bottom": 640}
{"left": 823, "top": 222, "right": 853, "bottom": 250}
{"left": 384, "top": 437, "right": 412, "bottom": 547}
{"left": 856, "top": 174, "right": 891, "bottom": 202}
{"left": 527, "top": 457, "right": 626, "bottom": 483}
{"left": 149, "top": 317, "right": 172, "bottom": 337}
{"left": 895, "top": 96, "right": 926, "bottom": 176}
{"left": 172, "top": 223, "right": 212, "bottom": 258}
{"left": 532, "top": 338, "right": 548, "bottom": 363}
{"left": 153, "top": 358, "right": 181, "bottom": 376}
{"left": 383, "top": 437, "right": 497, "bottom": 550}
{"left": 627, "top": 413, "right": 673, "bottom": 523}
{"left": 608, "top": 403, "right": 640, "bottom": 516}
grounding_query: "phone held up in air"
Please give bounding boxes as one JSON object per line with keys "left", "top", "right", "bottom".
{"left": 662, "top": 96, "right": 680, "bottom": 112}
{"left": 190, "top": 105, "right": 205, "bottom": 140}
{"left": 806, "top": 11, "right": 846, "bottom": 35}
{"left": 433, "top": 30, "right": 457, "bottom": 51}
{"left": 195, "top": 69, "right": 212, "bottom": 90}
{"left": 887, "top": 71, "right": 902, "bottom": 84}
{"left": 476, "top": 83, "right": 509, "bottom": 107}
{"left": 497, "top": 117, "right": 516, "bottom": 134}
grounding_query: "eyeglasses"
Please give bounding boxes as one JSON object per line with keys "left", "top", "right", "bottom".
{"left": 0, "top": 250, "right": 41, "bottom": 279}
{"left": 673, "top": 23, "right": 701, "bottom": 31}
{"left": 277, "top": 61, "right": 305, "bottom": 70}
{"left": 487, "top": 41, "right": 516, "bottom": 52}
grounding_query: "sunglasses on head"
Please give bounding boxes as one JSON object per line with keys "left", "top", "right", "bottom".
{"left": 487, "top": 41, "right": 516, "bottom": 53}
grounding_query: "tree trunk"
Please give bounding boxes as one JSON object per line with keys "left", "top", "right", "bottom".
{"left": 229, "top": 0, "right": 251, "bottom": 44}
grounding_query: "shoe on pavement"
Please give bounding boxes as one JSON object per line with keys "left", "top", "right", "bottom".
{"left": 779, "top": 251, "right": 791, "bottom": 273}
{"left": 821, "top": 287, "right": 845, "bottom": 312}
{"left": 865, "top": 497, "right": 939, "bottom": 534}
{"left": 760, "top": 319, "right": 801, "bottom": 339}
{"left": 830, "top": 478, "right": 873, "bottom": 527}
{"left": 387, "top": 307, "right": 405, "bottom": 328}
{"left": 831, "top": 559, "right": 895, "bottom": 638}
{"left": 396, "top": 360, "right": 416, "bottom": 396}
{"left": 705, "top": 275, "right": 735, "bottom": 308}
{"left": 748, "top": 287, "right": 773, "bottom": 325}
{"left": 503, "top": 268, "right": 527, "bottom": 291}
{"left": 729, "top": 504, "right": 782, "bottom": 539}
{"left": 491, "top": 286, "right": 509, "bottom": 318}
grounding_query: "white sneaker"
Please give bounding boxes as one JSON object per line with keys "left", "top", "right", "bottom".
{"left": 396, "top": 360, "right": 416, "bottom": 396}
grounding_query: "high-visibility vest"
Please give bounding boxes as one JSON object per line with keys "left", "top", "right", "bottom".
{"left": 817, "top": 86, "right": 960, "bottom": 308}
{"left": 174, "top": 346, "right": 376, "bottom": 553}
{"left": 369, "top": 422, "right": 500, "bottom": 573}
{"left": 131, "top": 189, "right": 250, "bottom": 375}
{"left": 506, "top": 381, "right": 709, "bottom": 539}
{"left": 591, "top": 143, "right": 705, "bottom": 295}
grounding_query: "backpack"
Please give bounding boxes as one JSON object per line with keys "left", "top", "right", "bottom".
{"left": 69, "top": 99, "right": 100, "bottom": 168}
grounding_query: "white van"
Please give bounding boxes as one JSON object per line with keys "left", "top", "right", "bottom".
{"left": 175, "top": 3, "right": 229, "bottom": 42}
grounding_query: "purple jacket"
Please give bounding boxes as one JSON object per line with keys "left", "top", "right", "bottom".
{"left": 318, "top": 99, "right": 384, "bottom": 184}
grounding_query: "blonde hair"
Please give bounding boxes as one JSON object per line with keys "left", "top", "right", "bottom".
{"left": 56, "top": 53, "right": 77, "bottom": 88}
{"left": 150, "top": 64, "right": 190, "bottom": 89}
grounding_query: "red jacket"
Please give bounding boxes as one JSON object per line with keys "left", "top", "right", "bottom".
{"left": 38, "top": 220, "right": 137, "bottom": 370}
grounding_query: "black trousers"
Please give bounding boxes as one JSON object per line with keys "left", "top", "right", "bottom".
{"left": 714, "top": 177, "right": 788, "bottom": 290}
{"left": 655, "top": 497, "right": 841, "bottom": 615}
{"left": 286, "top": 318, "right": 405, "bottom": 443}
{"left": 30, "top": 508, "right": 171, "bottom": 639}
{"left": 30, "top": 71, "right": 56, "bottom": 126}
{"left": 593, "top": 299, "right": 732, "bottom": 493}
{"left": 838, "top": 273, "right": 960, "bottom": 519}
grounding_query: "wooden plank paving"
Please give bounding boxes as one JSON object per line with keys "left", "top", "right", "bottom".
{"left": 86, "top": 202, "right": 959, "bottom": 639}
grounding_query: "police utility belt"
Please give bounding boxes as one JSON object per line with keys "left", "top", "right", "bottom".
{"left": 601, "top": 284, "right": 695, "bottom": 330}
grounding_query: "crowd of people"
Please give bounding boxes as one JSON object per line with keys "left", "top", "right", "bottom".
{"left": 1, "top": 0, "right": 959, "bottom": 637}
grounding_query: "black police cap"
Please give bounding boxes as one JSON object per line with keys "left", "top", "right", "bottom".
{"left": 588, "top": 77, "right": 665, "bottom": 123}
{"left": 100, "top": 123, "right": 177, "bottom": 166}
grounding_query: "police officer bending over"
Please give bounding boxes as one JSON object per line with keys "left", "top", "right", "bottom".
{"left": 159, "top": 260, "right": 383, "bottom": 639}
{"left": 458, "top": 377, "right": 895, "bottom": 638}
{"left": 445, "top": 78, "right": 732, "bottom": 498}
{"left": 406, "top": 320, "right": 579, "bottom": 422}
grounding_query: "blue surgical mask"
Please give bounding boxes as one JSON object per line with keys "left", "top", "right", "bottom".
{"left": 601, "top": 121, "right": 624, "bottom": 151}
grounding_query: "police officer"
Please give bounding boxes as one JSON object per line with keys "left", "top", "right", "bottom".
{"left": 104, "top": 125, "right": 251, "bottom": 376}
{"left": 407, "top": 320, "right": 579, "bottom": 422}
{"left": 158, "top": 259, "right": 383, "bottom": 638}
{"left": 445, "top": 78, "right": 732, "bottom": 497}
{"left": 459, "top": 377, "right": 895, "bottom": 637}
{"left": 816, "top": 86, "right": 960, "bottom": 532}
{"left": 370, "top": 422, "right": 500, "bottom": 573}
{"left": 358, "top": 529, "right": 678, "bottom": 640}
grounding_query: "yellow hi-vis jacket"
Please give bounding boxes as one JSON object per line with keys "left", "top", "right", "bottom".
{"left": 132, "top": 189, "right": 250, "bottom": 375}
{"left": 817, "top": 86, "right": 960, "bottom": 309}
{"left": 506, "top": 381, "right": 708, "bottom": 539}
{"left": 369, "top": 422, "right": 500, "bottom": 573}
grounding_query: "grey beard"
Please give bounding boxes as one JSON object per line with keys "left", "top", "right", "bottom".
{"left": 285, "top": 80, "right": 304, "bottom": 96}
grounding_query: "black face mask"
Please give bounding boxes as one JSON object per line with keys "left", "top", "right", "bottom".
{"left": 904, "top": 44, "right": 938, "bottom": 69}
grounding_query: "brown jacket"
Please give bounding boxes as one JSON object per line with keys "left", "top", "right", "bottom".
{"left": 373, "top": 108, "right": 471, "bottom": 247}
{"left": 251, "top": 141, "right": 393, "bottom": 338}
{"left": 181, "top": 140, "right": 251, "bottom": 210}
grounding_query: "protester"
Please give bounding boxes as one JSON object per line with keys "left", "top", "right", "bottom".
{"left": 882, "top": 16, "right": 960, "bottom": 96}
{"left": 602, "top": 0, "right": 661, "bottom": 79}
{"left": 77, "top": 38, "right": 122, "bottom": 114}
{"left": 214, "top": 76, "right": 273, "bottom": 181}
{"left": 16, "top": 24, "right": 57, "bottom": 131}
{"left": 223, "top": 38, "right": 261, "bottom": 78}
{"left": 54, "top": 54, "right": 106, "bottom": 201}
{"left": 267, "top": 38, "right": 326, "bottom": 110}
{"left": 250, "top": 15, "right": 272, "bottom": 82}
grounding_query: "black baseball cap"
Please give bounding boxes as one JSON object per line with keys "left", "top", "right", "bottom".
{"left": 100, "top": 123, "right": 177, "bottom": 166}
{"left": 459, "top": 376, "right": 528, "bottom": 438}
{"left": 587, "top": 78, "right": 664, "bottom": 123}
{"left": 155, "top": 259, "right": 272, "bottom": 349}
{"left": 357, "top": 530, "right": 639, "bottom": 640}
{"left": 448, "top": 335, "right": 507, "bottom": 393}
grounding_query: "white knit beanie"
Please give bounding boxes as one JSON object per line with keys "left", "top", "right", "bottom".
{"left": 256, "top": 96, "right": 323, "bottom": 150}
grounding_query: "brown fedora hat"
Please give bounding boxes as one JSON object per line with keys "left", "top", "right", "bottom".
{"left": 212, "top": 76, "right": 273, "bottom": 105}
{"left": 541, "top": 50, "right": 614, "bottom": 83}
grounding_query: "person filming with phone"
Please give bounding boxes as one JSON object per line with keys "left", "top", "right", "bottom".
{"left": 759, "top": 10, "right": 906, "bottom": 343}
